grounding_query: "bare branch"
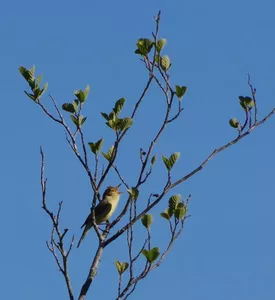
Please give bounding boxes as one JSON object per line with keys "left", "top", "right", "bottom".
{"left": 169, "top": 109, "right": 275, "bottom": 190}
{"left": 40, "top": 148, "right": 74, "bottom": 300}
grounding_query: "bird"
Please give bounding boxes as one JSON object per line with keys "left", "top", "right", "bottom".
{"left": 77, "top": 185, "right": 122, "bottom": 248}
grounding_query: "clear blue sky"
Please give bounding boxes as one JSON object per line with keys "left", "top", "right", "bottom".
{"left": 2, "top": 0, "right": 275, "bottom": 299}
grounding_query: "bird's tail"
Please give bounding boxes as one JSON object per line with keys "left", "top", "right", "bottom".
{"left": 77, "top": 231, "right": 86, "bottom": 248}
{"left": 77, "top": 222, "right": 93, "bottom": 248}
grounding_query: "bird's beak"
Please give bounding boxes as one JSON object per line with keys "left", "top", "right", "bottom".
{"left": 114, "top": 184, "right": 123, "bottom": 194}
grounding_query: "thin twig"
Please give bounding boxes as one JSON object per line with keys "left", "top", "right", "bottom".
{"left": 40, "top": 148, "right": 74, "bottom": 300}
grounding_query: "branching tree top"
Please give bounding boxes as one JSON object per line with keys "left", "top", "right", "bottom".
{"left": 19, "top": 11, "right": 275, "bottom": 300}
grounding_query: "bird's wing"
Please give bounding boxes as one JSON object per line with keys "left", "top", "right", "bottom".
{"left": 95, "top": 201, "right": 112, "bottom": 223}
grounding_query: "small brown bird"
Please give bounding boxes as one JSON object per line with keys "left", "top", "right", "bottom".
{"left": 77, "top": 185, "right": 122, "bottom": 248}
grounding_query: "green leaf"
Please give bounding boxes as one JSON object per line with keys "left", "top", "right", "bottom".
{"left": 33, "top": 88, "right": 41, "bottom": 100}
{"left": 169, "top": 194, "right": 181, "bottom": 210}
{"left": 239, "top": 96, "right": 254, "bottom": 110}
{"left": 70, "top": 115, "right": 78, "bottom": 126}
{"left": 101, "top": 112, "right": 109, "bottom": 120}
{"left": 115, "top": 260, "right": 129, "bottom": 275}
{"left": 166, "top": 207, "right": 174, "bottom": 218}
{"left": 160, "top": 212, "right": 170, "bottom": 220}
{"left": 88, "top": 138, "right": 104, "bottom": 154}
{"left": 127, "top": 187, "right": 139, "bottom": 201}
{"left": 142, "top": 247, "right": 160, "bottom": 263}
{"left": 74, "top": 85, "right": 90, "bottom": 103}
{"left": 24, "top": 91, "right": 36, "bottom": 101}
{"left": 160, "top": 55, "right": 171, "bottom": 72}
{"left": 113, "top": 98, "right": 126, "bottom": 115}
{"left": 102, "top": 145, "right": 115, "bottom": 161}
{"left": 174, "top": 202, "right": 187, "bottom": 220}
{"left": 156, "top": 38, "right": 167, "bottom": 52}
{"left": 79, "top": 115, "right": 87, "bottom": 126}
{"left": 244, "top": 96, "right": 254, "bottom": 107}
{"left": 117, "top": 117, "right": 133, "bottom": 131}
{"left": 136, "top": 38, "right": 154, "bottom": 55}
{"left": 19, "top": 66, "right": 36, "bottom": 90}
{"left": 162, "top": 155, "right": 170, "bottom": 170}
{"left": 141, "top": 214, "right": 153, "bottom": 229}
{"left": 35, "top": 75, "right": 42, "bottom": 89}
{"left": 229, "top": 118, "right": 239, "bottom": 128}
{"left": 162, "top": 152, "right": 180, "bottom": 171}
{"left": 19, "top": 66, "right": 35, "bottom": 83}
{"left": 107, "top": 118, "right": 119, "bottom": 130}
{"left": 151, "top": 155, "right": 156, "bottom": 165}
{"left": 73, "top": 100, "right": 79, "bottom": 112}
{"left": 62, "top": 103, "right": 76, "bottom": 113}
{"left": 83, "top": 85, "right": 90, "bottom": 100}
{"left": 175, "top": 85, "right": 187, "bottom": 100}
{"left": 40, "top": 82, "right": 48, "bottom": 97}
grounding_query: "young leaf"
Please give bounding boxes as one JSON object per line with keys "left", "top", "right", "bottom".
{"left": 33, "top": 88, "right": 41, "bottom": 100}
{"left": 162, "top": 152, "right": 180, "bottom": 171}
{"left": 19, "top": 66, "right": 35, "bottom": 83}
{"left": 166, "top": 207, "right": 174, "bottom": 218}
{"left": 156, "top": 38, "right": 167, "bottom": 52}
{"left": 102, "top": 145, "right": 115, "bottom": 161}
{"left": 107, "top": 119, "right": 119, "bottom": 130}
{"left": 62, "top": 103, "right": 76, "bottom": 113}
{"left": 24, "top": 91, "right": 36, "bottom": 101}
{"left": 160, "top": 55, "right": 171, "bottom": 72}
{"left": 115, "top": 260, "right": 129, "bottom": 275}
{"left": 175, "top": 85, "right": 187, "bottom": 100}
{"left": 70, "top": 115, "right": 78, "bottom": 126}
{"left": 162, "top": 155, "right": 170, "bottom": 170}
{"left": 229, "top": 118, "right": 239, "bottom": 128}
{"left": 169, "top": 194, "right": 181, "bottom": 210}
{"left": 101, "top": 112, "right": 109, "bottom": 121}
{"left": 160, "top": 212, "right": 170, "bottom": 220}
{"left": 174, "top": 202, "right": 187, "bottom": 220}
{"left": 113, "top": 98, "right": 126, "bottom": 115}
{"left": 127, "top": 187, "right": 139, "bottom": 201}
{"left": 118, "top": 117, "right": 133, "bottom": 131}
{"left": 141, "top": 214, "right": 153, "bottom": 229}
{"left": 79, "top": 116, "right": 87, "bottom": 126}
{"left": 83, "top": 85, "right": 90, "bottom": 100}
{"left": 136, "top": 38, "right": 154, "bottom": 55}
{"left": 88, "top": 138, "right": 104, "bottom": 154}
{"left": 39, "top": 82, "right": 48, "bottom": 97}
{"left": 73, "top": 100, "right": 79, "bottom": 112}
{"left": 142, "top": 247, "right": 160, "bottom": 263}
{"left": 74, "top": 85, "right": 90, "bottom": 103}
{"left": 151, "top": 155, "right": 156, "bottom": 165}
{"left": 35, "top": 75, "right": 42, "bottom": 89}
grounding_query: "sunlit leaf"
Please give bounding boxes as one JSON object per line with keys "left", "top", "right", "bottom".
{"left": 174, "top": 202, "right": 187, "bottom": 220}
{"left": 135, "top": 38, "right": 154, "bottom": 55}
{"left": 160, "top": 212, "right": 170, "bottom": 220}
{"left": 142, "top": 247, "right": 160, "bottom": 263}
{"left": 88, "top": 138, "right": 104, "bottom": 154}
{"left": 156, "top": 38, "right": 167, "bottom": 52}
{"left": 115, "top": 260, "right": 129, "bottom": 275}
{"left": 229, "top": 118, "right": 239, "bottom": 128}
{"left": 151, "top": 155, "right": 156, "bottom": 165}
{"left": 102, "top": 145, "right": 115, "bottom": 161}
{"left": 62, "top": 103, "right": 76, "bottom": 113}
{"left": 118, "top": 117, "right": 133, "bottom": 131}
{"left": 162, "top": 152, "right": 180, "bottom": 171}
{"left": 141, "top": 214, "right": 153, "bottom": 229}
{"left": 160, "top": 55, "right": 171, "bottom": 72}
{"left": 169, "top": 194, "right": 181, "bottom": 210}
{"left": 175, "top": 85, "right": 187, "bottom": 100}
{"left": 113, "top": 98, "right": 126, "bottom": 115}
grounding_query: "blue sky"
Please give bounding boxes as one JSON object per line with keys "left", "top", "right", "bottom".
{"left": 1, "top": 0, "right": 275, "bottom": 299}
